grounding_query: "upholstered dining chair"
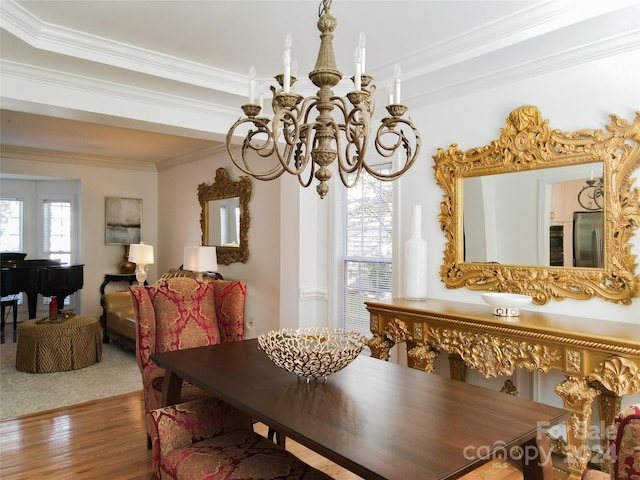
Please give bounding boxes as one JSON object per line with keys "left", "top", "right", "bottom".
{"left": 147, "top": 397, "right": 332, "bottom": 480}
{"left": 130, "top": 276, "right": 246, "bottom": 447}
{"left": 580, "top": 404, "right": 640, "bottom": 480}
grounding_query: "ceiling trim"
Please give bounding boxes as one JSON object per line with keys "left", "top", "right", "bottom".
{"left": 0, "top": 145, "right": 158, "bottom": 172}
{"left": 391, "top": 0, "right": 639, "bottom": 79}
{"left": 0, "top": 0, "right": 246, "bottom": 95}
{"left": 1, "top": 59, "right": 240, "bottom": 134}
{"left": 405, "top": 27, "right": 640, "bottom": 108}
{"left": 156, "top": 144, "right": 229, "bottom": 171}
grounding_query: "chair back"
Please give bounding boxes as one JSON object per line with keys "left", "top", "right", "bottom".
{"left": 610, "top": 404, "right": 640, "bottom": 480}
{"left": 130, "top": 277, "right": 222, "bottom": 371}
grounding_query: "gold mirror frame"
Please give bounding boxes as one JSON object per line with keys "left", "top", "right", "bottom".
{"left": 198, "top": 168, "right": 251, "bottom": 265}
{"left": 433, "top": 105, "right": 640, "bottom": 305}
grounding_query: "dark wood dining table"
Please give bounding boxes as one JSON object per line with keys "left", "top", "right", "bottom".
{"left": 151, "top": 338, "right": 569, "bottom": 480}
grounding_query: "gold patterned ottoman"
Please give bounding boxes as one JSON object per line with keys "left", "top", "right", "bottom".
{"left": 16, "top": 316, "right": 102, "bottom": 373}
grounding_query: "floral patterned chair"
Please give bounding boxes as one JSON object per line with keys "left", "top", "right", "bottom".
{"left": 581, "top": 404, "right": 640, "bottom": 480}
{"left": 130, "top": 276, "right": 246, "bottom": 446}
{"left": 147, "top": 397, "right": 332, "bottom": 480}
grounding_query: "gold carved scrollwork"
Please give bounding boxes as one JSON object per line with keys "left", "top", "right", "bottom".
{"left": 588, "top": 356, "right": 640, "bottom": 397}
{"left": 428, "top": 327, "right": 562, "bottom": 378}
{"left": 566, "top": 349, "right": 583, "bottom": 375}
{"left": 382, "top": 317, "right": 411, "bottom": 344}
{"left": 406, "top": 341, "right": 438, "bottom": 373}
{"left": 367, "top": 334, "right": 394, "bottom": 361}
{"left": 433, "top": 105, "right": 640, "bottom": 304}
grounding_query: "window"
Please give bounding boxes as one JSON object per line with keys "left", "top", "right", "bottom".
{"left": 339, "top": 168, "right": 393, "bottom": 336}
{"left": 0, "top": 198, "right": 23, "bottom": 252}
{"left": 43, "top": 200, "right": 71, "bottom": 265}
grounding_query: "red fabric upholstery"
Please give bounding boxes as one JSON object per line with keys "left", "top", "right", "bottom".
{"left": 581, "top": 404, "right": 640, "bottom": 480}
{"left": 130, "top": 277, "right": 246, "bottom": 439}
{"left": 147, "top": 398, "right": 332, "bottom": 480}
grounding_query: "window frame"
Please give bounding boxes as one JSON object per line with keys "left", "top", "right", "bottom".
{"left": 335, "top": 163, "right": 395, "bottom": 337}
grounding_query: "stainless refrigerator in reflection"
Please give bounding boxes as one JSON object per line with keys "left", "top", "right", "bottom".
{"left": 573, "top": 211, "right": 604, "bottom": 268}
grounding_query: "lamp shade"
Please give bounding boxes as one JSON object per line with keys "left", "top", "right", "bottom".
{"left": 184, "top": 246, "right": 217, "bottom": 272}
{"left": 129, "top": 243, "right": 154, "bottom": 264}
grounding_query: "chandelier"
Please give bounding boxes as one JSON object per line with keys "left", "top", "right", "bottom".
{"left": 226, "top": 0, "right": 421, "bottom": 199}
{"left": 577, "top": 175, "right": 604, "bottom": 211}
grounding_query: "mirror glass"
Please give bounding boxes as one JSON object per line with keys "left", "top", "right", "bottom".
{"left": 207, "top": 197, "right": 240, "bottom": 246}
{"left": 433, "top": 105, "right": 639, "bottom": 305}
{"left": 198, "top": 168, "right": 251, "bottom": 264}
{"left": 462, "top": 162, "right": 604, "bottom": 267}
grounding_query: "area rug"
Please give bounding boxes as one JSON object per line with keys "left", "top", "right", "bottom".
{"left": 0, "top": 340, "right": 142, "bottom": 419}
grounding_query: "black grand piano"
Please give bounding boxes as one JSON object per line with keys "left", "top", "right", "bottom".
{"left": 1, "top": 253, "right": 84, "bottom": 319}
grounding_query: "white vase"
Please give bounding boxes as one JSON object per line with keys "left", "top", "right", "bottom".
{"left": 404, "top": 205, "right": 427, "bottom": 300}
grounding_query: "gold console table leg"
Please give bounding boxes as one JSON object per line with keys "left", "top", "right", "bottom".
{"left": 554, "top": 377, "right": 600, "bottom": 480}
{"left": 448, "top": 353, "right": 467, "bottom": 382}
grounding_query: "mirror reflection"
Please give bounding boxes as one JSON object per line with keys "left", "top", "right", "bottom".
{"left": 463, "top": 162, "right": 604, "bottom": 267}
{"left": 207, "top": 197, "right": 240, "bottom": 247}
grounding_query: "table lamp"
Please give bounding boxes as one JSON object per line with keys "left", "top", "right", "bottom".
{"left": 129, "top": 242, "right": 154, "bottom": 286}
{"left": 183, "top": 246, "right": 217, "bottom": 281}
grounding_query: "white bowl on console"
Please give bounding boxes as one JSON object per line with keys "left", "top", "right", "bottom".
{"left": 481, "top": 292, "right": 532, "bottom": 317}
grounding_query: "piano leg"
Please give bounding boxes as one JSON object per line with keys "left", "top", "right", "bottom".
{"left": 56, "top": 294, "right": 68, "bottom": 314}
{"left": 26, "top": 292, "right": 38, "bottom": 319}
{"left": 25, "top": 293, "right": 67, "bottom": 319}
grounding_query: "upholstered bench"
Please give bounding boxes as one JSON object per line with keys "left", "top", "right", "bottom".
{"left": 16, "top": 316, "right": 102, "bottom": 373}
{"left": 147, "top": 397, "right": 332, "bottom": 480}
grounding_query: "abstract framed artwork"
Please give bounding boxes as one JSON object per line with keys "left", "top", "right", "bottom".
{"left": 105, "top": 197, "right": 142, "bottom": 245}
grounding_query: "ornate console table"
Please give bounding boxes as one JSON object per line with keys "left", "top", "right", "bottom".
{"left": 366, "top": 298, "right": 640, "bottom": 480}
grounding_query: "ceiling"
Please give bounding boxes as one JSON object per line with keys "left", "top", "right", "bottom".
{"left": 1, "top": 0, "right": 638, "bottom": 168}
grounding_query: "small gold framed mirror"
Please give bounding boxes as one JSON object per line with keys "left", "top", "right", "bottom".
{"left": 198, "top": 168, "right": 251, "bottom": 265}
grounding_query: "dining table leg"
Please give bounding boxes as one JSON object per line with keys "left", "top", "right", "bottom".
{"left": 161, "top": 370, "right": 184, "bottom": 407}
{"left": 519, "top": 435, "right": 553, "bottom": 480}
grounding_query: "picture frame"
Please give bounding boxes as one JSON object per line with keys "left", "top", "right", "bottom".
{"left": 105, "top": 197, "right": 142, "bottom": 245}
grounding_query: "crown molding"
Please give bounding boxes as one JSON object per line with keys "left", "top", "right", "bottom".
{"left": 155, "top": 143, "right": 228, "bottom": 171}
{"left": 404, "top": 27, "right": 640, "bottom": 108}
{"left": 1, "top": 59, "right": 240, "bottom": 127}
{"left": 0, "top": 145, "right": 158, "bottom": 172}
{"left": 384, "top": 0, "right": 639, "bottom": 78}
{"left": 0, "top": 0, "right": 246, "bottom": 96}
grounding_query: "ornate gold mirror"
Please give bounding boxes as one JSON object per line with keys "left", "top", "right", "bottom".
{"left": 433, "top": 105, "right": 639, "bottom": 304}
{"left": 198, "top": 168, "right": 251, "bottom": 264}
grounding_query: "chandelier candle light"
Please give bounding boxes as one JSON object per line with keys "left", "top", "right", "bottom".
{"left": 128, "top": 242, "right": 154, "bottom": 286}
{"left": 183, "top": 246, "right": 218, "bottom": 281}
{"left": 226, "top": 0, "right": 421, "bottom": 199}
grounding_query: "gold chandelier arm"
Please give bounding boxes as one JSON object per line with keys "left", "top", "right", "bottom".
{"left": 227, "top": 117, "right": 289, "bottom": 181}
{"left": 368, "top": 116, "right": 422, "bottom": 181}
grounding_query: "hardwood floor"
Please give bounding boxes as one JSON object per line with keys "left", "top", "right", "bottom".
{"left": 0, "top": 391, "right": 152, "bottom": 479}
{"left": 0, "top": 388, "right": 523, "bottom": 479}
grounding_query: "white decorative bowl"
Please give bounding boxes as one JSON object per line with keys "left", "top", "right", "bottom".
{"left": 258, "top": 328, "right": 368, "bottom": 381}
{"left": 481, "top": 292, "right": 532, "bottom": 317}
